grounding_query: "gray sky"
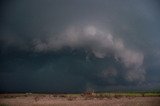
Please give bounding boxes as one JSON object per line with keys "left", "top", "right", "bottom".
{"left": 0, "top": 0, "right": 160, "bottom": 92}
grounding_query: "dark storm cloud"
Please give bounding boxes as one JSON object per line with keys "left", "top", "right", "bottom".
{"left": 0, "top": 0, "right": 160, "bottom": 92}
{"left": 31, "top": 25, "right": 145, "bottom": 82}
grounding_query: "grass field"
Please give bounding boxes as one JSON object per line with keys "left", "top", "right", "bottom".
{"left": 0, "top": 92, "right": 160, "bottom": 106}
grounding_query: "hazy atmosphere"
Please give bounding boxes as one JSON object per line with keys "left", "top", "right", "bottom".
{"left": 0, "top": 0, "right": 160, "bottom": 93}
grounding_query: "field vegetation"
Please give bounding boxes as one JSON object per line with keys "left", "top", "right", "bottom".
{"left": 0, "top": 92, "right": 160, "bottom": 106}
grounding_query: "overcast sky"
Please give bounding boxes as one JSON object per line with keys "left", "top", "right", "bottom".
{"left": 0, "top": 0, "right": 160, "bottom": 93}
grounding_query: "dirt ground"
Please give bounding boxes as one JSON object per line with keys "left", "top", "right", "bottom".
{"left": 0, "top": 94, "right": 160, "bottom": 106}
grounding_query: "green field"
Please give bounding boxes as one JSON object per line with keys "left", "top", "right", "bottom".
{"left": 0, "top": 92, "right": 160, "bottom": 106}
{"left": 1, "top": 92, "right": 160, "bottom": 99}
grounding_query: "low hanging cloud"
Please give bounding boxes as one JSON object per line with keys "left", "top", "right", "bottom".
{"left": 33, "top": 25, "right": 145, "bottom": 82}
{"left": 0, "top": 0, "right": 160, "bottom": 92}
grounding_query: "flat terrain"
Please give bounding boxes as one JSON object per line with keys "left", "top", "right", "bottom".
{"left": 0, "top": 93, "right": 160, "bottom": 106}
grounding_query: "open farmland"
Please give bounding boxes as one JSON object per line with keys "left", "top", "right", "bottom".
{"left": 0, "top": 93, "right": 160, "bottom": 106}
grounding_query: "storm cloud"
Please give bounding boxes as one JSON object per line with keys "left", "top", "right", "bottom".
{"left": 0, "top": 0, "right": 160, "bottom": 92}
{"left": 32, "top": 25, "right": 145, "bottom": 82}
